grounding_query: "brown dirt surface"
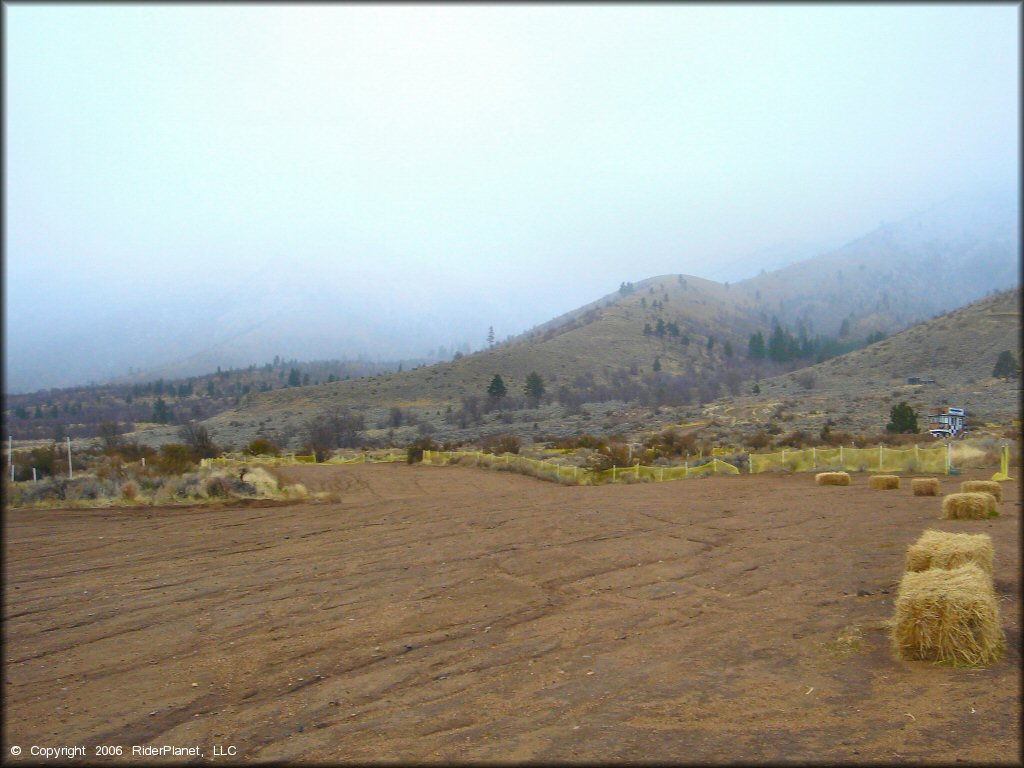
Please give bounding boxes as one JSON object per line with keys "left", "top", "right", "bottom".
{"left": 4, "top": 464, "right": 1020, "bottom": 763}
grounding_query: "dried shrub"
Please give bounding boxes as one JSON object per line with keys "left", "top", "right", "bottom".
{"left": 480, "top": 433, "right": 521, "bottom": 455}
{"left": 745, "top": 431, "right": 773, "bottom": 450}
{"left": 120, "top": 481, "right": 139, "bottom": 501}
{"left": 67, "top": 477, "right": 117, "bottom": 501}
{"left": 244, "top": 438, "right": 281, "bottom": 457}
{"left": 281, "top": 483, "right": 308, "bottom": 500}
{"left": 406, "top": 436, "right": 437, "bottom": 464}
{"left": 11, "top": 477, "right": 67, "bottom": 505}
{"left": 644, "top": 429, "right": 698, "bottom": 458}
{"left": 156, "top": 444, "right": 196, "bottom": 476}
{"left": 240, "top": 467, "right": 280, "bottom": 496}
{"left": 205, "top": 476, "right": 232, "bottom": 498}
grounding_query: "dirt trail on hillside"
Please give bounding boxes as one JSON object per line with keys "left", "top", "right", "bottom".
{"left": 4, "top": 465, "right": 1019, "bottom": 763}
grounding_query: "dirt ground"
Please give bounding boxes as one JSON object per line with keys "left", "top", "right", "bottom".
{"left": 3, "top": 464, "right": 1020, "bottom": 763}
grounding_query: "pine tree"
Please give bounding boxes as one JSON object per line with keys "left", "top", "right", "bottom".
{"left": 487, "top": 326, "right": 495, "bottom": 346}
{"left": 886, "top": 402, "right": 919, "bottom": 434}
{"left": 524, "top": 372, "right": 545, "bottom": 405}
{"left": 767, "top": 323, "right": 787, "bottom": 362}
{"left": 152, "top": 397, "right": 172, "bottom": 424}
{"left": 487, "top": 374, "right": 507, "bottom": 400}
{"left": 993, "top": 350, "right": 1020, "bottom": 380}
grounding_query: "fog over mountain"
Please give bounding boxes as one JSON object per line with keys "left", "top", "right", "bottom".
{"left": 5, "top": 184, "right": 1017, "bottom": 395}
{"left": 5, "top": 5, "right": 1018, "bottom": 394}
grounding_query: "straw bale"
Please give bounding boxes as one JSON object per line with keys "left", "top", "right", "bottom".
{"left": 960, "top": 480, "right": 1002, "bottom": 502}
{"left": 911, "top": 477, "right": 940, "bottom": 496}
{"left": 941, "top": 492, "right": 998, "bottom": 520}
{"left": 869, "top": 474, "right": 900, "bottom": 490}
{"left": 904, "top": 529, "right": 993, "bottom": 577}
{"left": 891, "top": 563, "right": 1004, "bottom": 665}
{"left": 815, "top": 471, "right": 851, "bottom": 486}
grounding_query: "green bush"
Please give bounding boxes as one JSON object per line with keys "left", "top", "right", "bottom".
{"left": 886, "top": 402, "right": 919, "bottom": 434}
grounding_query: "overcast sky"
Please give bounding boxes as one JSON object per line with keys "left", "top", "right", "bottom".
{"left": 4, "top": 3, "right": 1020, "bottom": 385}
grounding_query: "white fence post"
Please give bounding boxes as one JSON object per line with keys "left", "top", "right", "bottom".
{"left": 67, "top": 436, "right": 73, "bottom": 480}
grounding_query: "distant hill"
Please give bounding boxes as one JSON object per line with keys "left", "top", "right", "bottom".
{"left": 708, "top": 289, "right": 1021, "bottom": 440}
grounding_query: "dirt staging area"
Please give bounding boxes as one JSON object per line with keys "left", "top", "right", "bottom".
{"left": 4, "top": 464, "right": 1020, "bottom": 763}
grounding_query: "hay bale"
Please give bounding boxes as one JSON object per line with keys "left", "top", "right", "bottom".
{"left": 941, "top": 492, "right": 998, "bottom": 520}
{"left": 960, "top": 480, "right": 1002, "bottom": 502}
{"left": 891, "top": 563, "right": 1004, "bottom": 665}
{"left": 911, "top": 477, "right": 940, "bottom": 496}
{"left": 869, "top": 474, "right": 900, "bottom": 490}
{"left": 905, "top": 529, "right": 993, "bottom": 577}
{"left": 815, "top": 471, "right": 851, "bottom": 486}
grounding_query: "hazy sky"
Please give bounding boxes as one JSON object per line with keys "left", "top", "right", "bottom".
{"left": 4, "top": 3, "right": 1020, "bottom": 385}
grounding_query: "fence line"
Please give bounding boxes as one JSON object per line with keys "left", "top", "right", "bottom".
{"left": 748, "top": 444, "right": 948, "bottom": 475}
{"left": 201, "top": 450, "right": 403, "bottom": 469}
{"left": 420, "top": 449, "right": 743, "bottom": 485}
{"left": 421, "top": 443, "right": 951, "bottom": 486}
{"left": 202, "top": 443, "right": 953, "bottom": 487}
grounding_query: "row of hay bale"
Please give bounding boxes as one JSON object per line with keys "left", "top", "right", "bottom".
{"left": 815, "top": 473, "right": 1002, "bottom": 519}
{"left": 891, "top": 529, "right": 1005, "bottom": 665}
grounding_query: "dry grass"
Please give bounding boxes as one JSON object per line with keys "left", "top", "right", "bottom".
{"left": 905, "top": 529, "right": 993, "bottom": 577}
{"left": 941, "top": 492, "right": 998, "bottom": 520}
{"left": 960, "top": 480, "right": 1003, "bottom": 502}
{"left": 911, "top": 477, "right": 940, "bottom": 496}
{"left": 869, "top": 474, "right": 900, "bottom": 490}
{"left": 891, "top": 563, "right": 1004, "bottom": 666}
{"left": 815, "top": 471, "right": 851, "bottom": 486}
